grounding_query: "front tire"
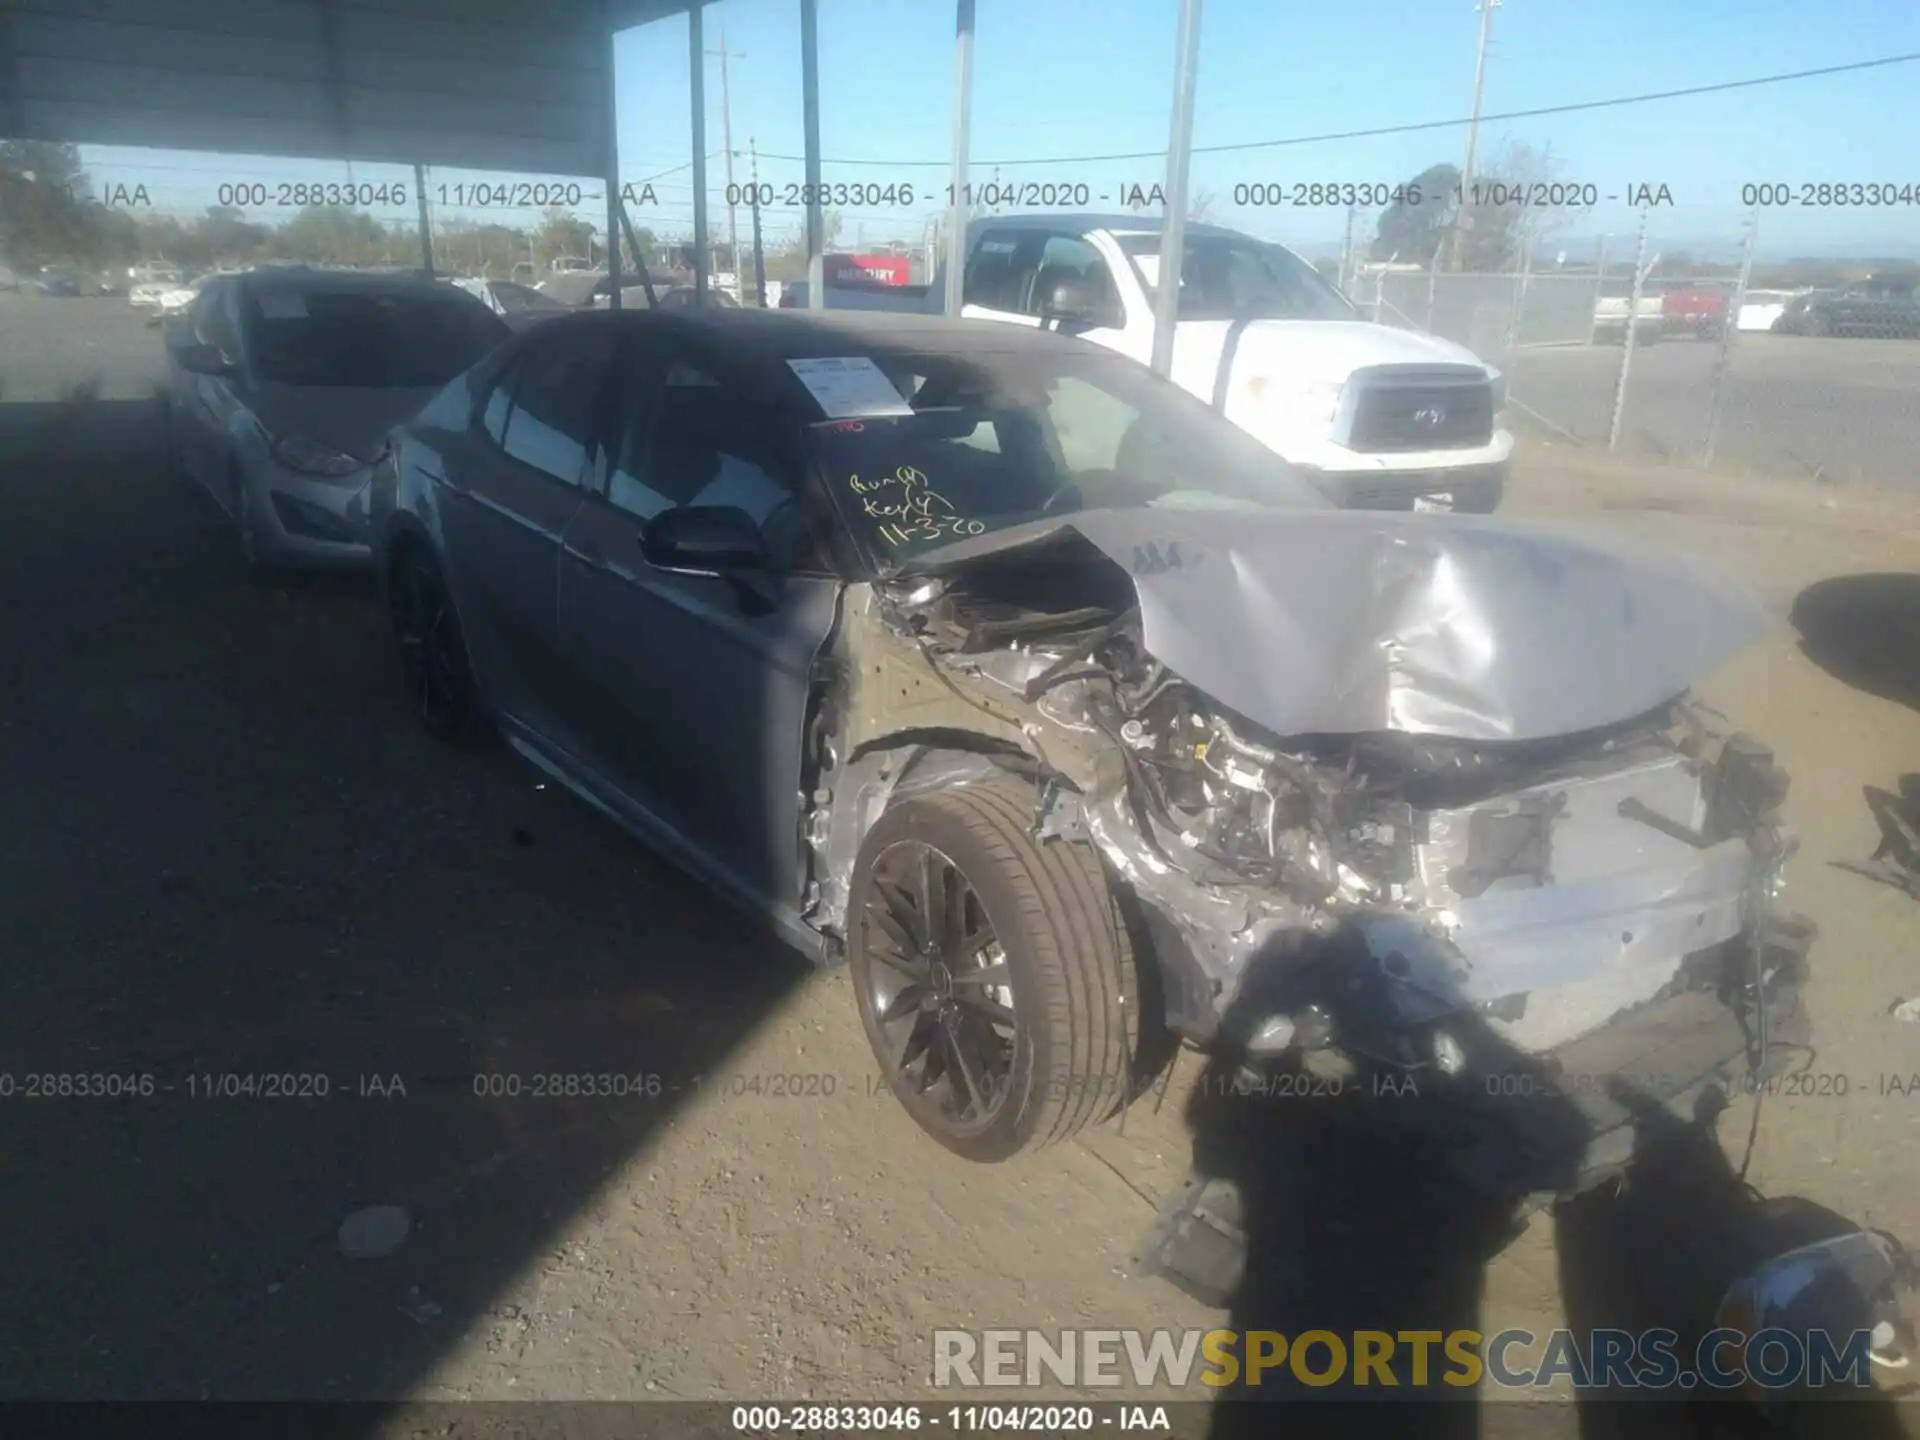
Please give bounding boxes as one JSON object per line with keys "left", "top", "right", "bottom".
{"left": 849, "top": 779, "right": 1140, "bottom": 1162}
{"left": 386, "top": 541, "right": 483, "bottom": 742}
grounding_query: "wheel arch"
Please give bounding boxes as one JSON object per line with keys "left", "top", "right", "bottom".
{"left": 809, "top": 734, "right": 1031, "bottom": 951}
{"left": 809, "top": 733, "right": 1180, "bottom": 1086}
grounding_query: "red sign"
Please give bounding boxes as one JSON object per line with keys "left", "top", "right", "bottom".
{"left": 825, "top": 253, "right": 911, "bottom": 286}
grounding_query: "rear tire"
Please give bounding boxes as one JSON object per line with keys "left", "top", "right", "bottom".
{"left": 849, "top": 778, "right": 1141, "bottom": 1162}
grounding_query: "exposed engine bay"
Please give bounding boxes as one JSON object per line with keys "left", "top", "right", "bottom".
{"left": 800, "top": 509, "right": 1812, "bottom": 1090}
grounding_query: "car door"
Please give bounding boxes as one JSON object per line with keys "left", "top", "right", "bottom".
{"left": 962, "top": 229, "right": 1134, "bottom": 357}
{"left": 555, "top": 336, "right": 842, "bottom": 913}
{"left": 434, "top": 321, "right": 623, "bottom": 746}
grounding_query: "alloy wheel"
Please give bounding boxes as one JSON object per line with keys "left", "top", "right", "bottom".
{"left": 389, "top": 550, "right": 470, "bottom": 736}
{"left": 859, "top": 839, "right": 1018, "bottom": 1130}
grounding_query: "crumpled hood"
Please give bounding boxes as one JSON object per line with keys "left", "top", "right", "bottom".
{"left": 902, "top": 507, "right": 1771, "bottom": 742}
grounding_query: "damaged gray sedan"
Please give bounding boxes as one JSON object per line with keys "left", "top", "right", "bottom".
{"left": 370, "top": 308, "right": 1811, "bottom": 1173}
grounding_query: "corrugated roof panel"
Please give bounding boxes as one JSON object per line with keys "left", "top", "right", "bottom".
{"left": 3, "top": 0, "right": 713, "bottom": 175}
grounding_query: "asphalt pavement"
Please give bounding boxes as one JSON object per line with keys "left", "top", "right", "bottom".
{"left": 0, "top": 394, "right": 813, "bottom": 1398}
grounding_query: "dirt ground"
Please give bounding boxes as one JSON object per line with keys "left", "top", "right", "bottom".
{"left": 1, "top": 406, "right": 1916, "bottom": 1431}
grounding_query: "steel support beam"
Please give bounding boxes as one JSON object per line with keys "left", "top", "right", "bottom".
{"left": 689, "top": 1, "right": 709, "bottom": 304}
{"left": 604, "top": 0, "right": 623, "bottom": 309}
{"left": 941, "top": 0, "right": 976, "bottom": 318}
{"left": 1150, "top": 0, "right": 1204, "bottom": 378}
{"left": 800, "top": 0, "right": 823, "bottom": 309}
{"left": 413, "top": 162, "right": 433, "bottom": 277}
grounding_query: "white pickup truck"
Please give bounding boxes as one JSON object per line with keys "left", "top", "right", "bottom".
{"left": 800, "top": 216, "right": 1512, "bottom": 512}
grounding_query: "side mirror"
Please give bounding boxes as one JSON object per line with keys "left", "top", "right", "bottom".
{"left": 1038, "top": 276, "right": 1114, "bottom": 329}
{"left": 173, "top": 342, "right": 235, "bottom": 377}
{"left": 640, "top": 505, "right": 769, "bottom": 575}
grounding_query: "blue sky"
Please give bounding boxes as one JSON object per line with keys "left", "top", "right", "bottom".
{"left": 79, "top": 0, "right": 1920, "bottom": 261}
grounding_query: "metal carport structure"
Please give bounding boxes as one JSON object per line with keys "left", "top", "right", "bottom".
{"left": 1, "top": 0, "right": 1205, "bottom": 360}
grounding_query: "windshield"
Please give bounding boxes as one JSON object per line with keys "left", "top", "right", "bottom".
{"left": 807, "top": 350, "right": 1329, "bottom": 565}
{"left": 1114, "top": 233, "right": 1355, "bottom": 322}
{"left": 244, "top": 287, "right": 510, "bottom": 387}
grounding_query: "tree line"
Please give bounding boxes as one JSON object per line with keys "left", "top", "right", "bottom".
{"left": 3, "top": 141, "right": 871, "bottom": 283}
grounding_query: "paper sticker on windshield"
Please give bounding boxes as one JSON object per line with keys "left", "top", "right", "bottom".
{"left": 257, "top": 291, "right": 308, "bottom": 320}
{"left": 787, "top": 357, "right": 913, "bottom": 419}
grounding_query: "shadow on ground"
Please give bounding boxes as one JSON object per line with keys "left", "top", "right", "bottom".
{"left": 0, "top": 399, "right": 812, "bottom": 1404}
{"left": 1790, "top": 573, "right": 1920, "bottom": 712}
{"left": 1173, "top": 965, "right": 1908, "bottom": 1438}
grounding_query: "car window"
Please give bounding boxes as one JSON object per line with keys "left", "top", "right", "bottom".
{"left": 606, "top": 355, "right": 810, "bottom": 568}
{"left": 241, "top": 285, "right": 510, "bottom": 387}
{"left": 195, "top": 282, "right": 240, "bottom": 358}
{"left": 813, "top": 349, "right": 1329, "bottom": 565}
{"left": 496, "top": 328, "right": 622, "bottom": 486}
{"left": 1021, "top": 234, "right": 1116, "bottom": 321}
{"left": 963, "top": 231, "right": 1040, "bottom": 312}
{"left": 480, "top": 364, "right": 516, "bottom": 445}
{"left": 1115, "top": 233, "right": 1356, "bottom": 321}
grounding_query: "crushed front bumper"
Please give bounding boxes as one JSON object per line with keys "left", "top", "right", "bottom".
{"left": 1137, "top": 923, "right": 1815, "bottom": 1306}
{"left": 242, "top": 461, "right": 375, "bottom": 568}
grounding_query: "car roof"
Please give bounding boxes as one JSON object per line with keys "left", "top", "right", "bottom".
{"left": 967, "top": 212, "right": 1241, "bottom": 240}
{"left": 236, "top": 267, "right": 467, "bottom": 301}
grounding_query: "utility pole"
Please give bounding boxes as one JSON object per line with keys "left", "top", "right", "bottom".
{"left": 706, "top": 26, "right": 744, "bottom": 293}
{"left": 749, "top": 137, "right": 767, "bottom": 307}
{"left": 1450, "top": 0, "right": 1500, "bottom": 273}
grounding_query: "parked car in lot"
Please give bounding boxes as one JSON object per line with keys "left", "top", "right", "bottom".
{"left": 590, "top": 280, "right": 739, "bottom": 312}
{"left": 32, "top": 269, "right": 82, "bottom": 297}
{"left": 1735, "top": 289, "right": 1798, "bottom": 332}
{"left": 789, "top": 216, "right": 1513, "bottom": 515}
{"left": 130, "top": 271, "right": 186, "bottom": 308}
{"left": 164, "top": 266, "right": 510, "bottom": 576}
{"left": 128, "top": 260, "right": 183, "bottom": 289}
{"left": 452, "top": 276, "right": 573, "bottom": 330}
{"left": 1781, "top": 277, "right": 1920, "bottom": 338}
{"left": 1592, "top": 292, "right": 1664, "bottom": 346}
{"left": 1659, "top": 285, "right": 1729, "bottom": 339}
{"left": 369, "top": 306, "right": 1809, "bottom": 1177}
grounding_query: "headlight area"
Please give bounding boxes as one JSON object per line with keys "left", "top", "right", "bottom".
{"left": 268, "top": 490, "right": 364, "bottom": 544}
{"left": 1243, "top": 375, "right": 1343, "bottom": 426}
{"left": 270, "top": 434, "right": 366, "bottom": 479}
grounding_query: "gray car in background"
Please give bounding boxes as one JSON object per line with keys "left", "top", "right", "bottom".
{"left": 164, "top": 267, "right": 509, "bottom": 575}
{"left": 452, "top": 276, "right": 573, "bottom": 331}
{"left": 368, "top": 307, "right": 1806, "bottom": 1184}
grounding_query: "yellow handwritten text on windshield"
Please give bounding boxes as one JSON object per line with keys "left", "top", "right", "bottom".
{"left": 845, "top": 466, "right": 987, "bottom": 548}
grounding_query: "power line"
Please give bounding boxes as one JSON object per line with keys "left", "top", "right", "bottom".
{"left": 751, "top": 51, "right": 1920, "bottom": 169}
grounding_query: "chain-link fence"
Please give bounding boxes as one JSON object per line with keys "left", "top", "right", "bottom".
{"left": 1347, "top": 263, "right": 1920, "bottom": 490}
